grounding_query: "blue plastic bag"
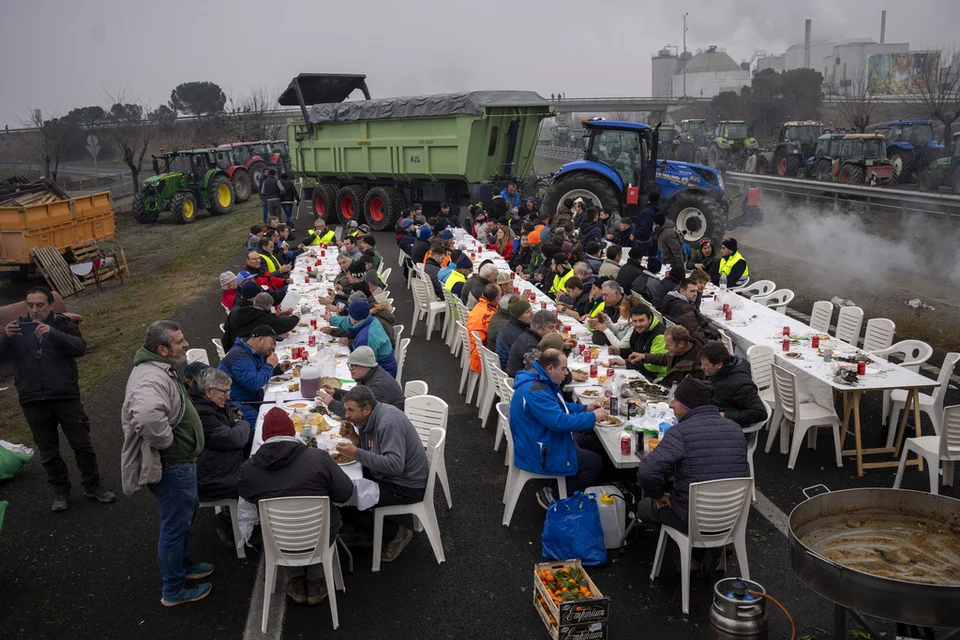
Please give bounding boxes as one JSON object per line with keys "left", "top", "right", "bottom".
{"left": 541, "top": 491, "right": 607, "bottom": 566}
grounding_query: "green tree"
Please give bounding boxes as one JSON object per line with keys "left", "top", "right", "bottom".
{"left": 169, "top": 81, "right": 226, "bottom": 116}
{"left": 779, "top": 69, "right": 824, "bottom": 119}
{"left": 65, "top": 105, "right": 106, "bottom": 128}
{"left": 710, "top": 91, "right": 741, "bottom": 120}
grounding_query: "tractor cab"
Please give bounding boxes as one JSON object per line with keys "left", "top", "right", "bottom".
{"left": 679, "top": 119, "right": 708, "bottom": 138}
{"left": 657, "top": 124, "right": 679, "bottom": 160}
{"left": 707, "top": 121, "right": 758, "bottom": 172}
{"left": 772, "top": 120, "right": 822, "bottom": 176}
{"left": 832, "top": 134, "right": 893, "bottom": 185}
{"left": 866, "top": 120, "right": 943, "bottom": 182}
{"left": 716, "top": 121, "right": 750, "bottom": 141}
{"left": 583, "top": 121, "right": 653, "bottom": 188}
{"left": 918, "top": 132, "right": 960, "bottom": 193}
{"left": 810, "top": 132, "right": 849, "bottom": 180}
{"left": 676, "top": 119, "right": 708, "bottom": 162}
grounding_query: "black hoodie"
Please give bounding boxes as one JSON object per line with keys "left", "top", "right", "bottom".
{"left": 238, "top": 439, "right": 355, "bottom": 538}
{"left": 190, "top": 388, "right": 250, "bottom": 500}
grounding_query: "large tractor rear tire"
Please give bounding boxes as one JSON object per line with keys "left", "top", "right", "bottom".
{"left": 838, "top": 164, "right": 865, "bottom": 185}
{"left": 664, "top": 191, "right": 725, "bottom": 244}
{"left": 814, "top": 159, "right": 832, "bottom": 182}
{"left": 132, "top": 191, "right": 159, "bottom": 224}
{"left": 677, "top": 143, "right": 696, "bottom": 163}
{"left": 541, "top": 172, "right": 620, "bottom": 221}
{"left": 206, "top": 175, "right": 234, "bottom": 216}
{"left": 173, "top": 191, "right": 199, "bottom": 224}
{"left": 775, "top": 152, "right": 803, "bottom": 177}
{"left": 336, "top": 185, "right": 369, "bottom": 225}
{"left": 952, "top": 167, "right": 960, "bottom": 195}
{"left": 313, "top": 183, "right": 339, "bottom": 223}
{"left": 917, "top": 168, "right": 941, "bottom": 192}
{"left": 231, "top": 169, "right": 252, "bottom": 202}
{"left": 889, "top": 152, "right": 915, "bottom": 184}
{"left": 756, "top": 155, "right": 769, "bottom": 175}
{"left": 707, "top": 145, "right": 720, "bottom": 168}
{"left": 363, "top": 186, "right": 406, "bottom": 231}
{"left": 249, "top": 161, "right": 267, "bottom": 193}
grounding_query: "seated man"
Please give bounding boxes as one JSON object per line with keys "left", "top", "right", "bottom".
{"left": 713, "top": 238, "right": 748, "bottom": 288}
{"left": 190, "top": 367, "right": 251, "bottom": 502}
{"left": 423, "top": 246, "right": 447, "bottom": 298}
{"left": 506, "top": 310, "right": 558, "bottom": 377}
{"left": 583, "top": 242, "right": 604, "bottom": 275}
{"left": 608, "top": 304, "right": 668, "bottom": 380}
{"left": 700, "top": 342, "right": 767, "bottom": 430}
{"left": 218, "top": 325, "right": 292, "bottom": 425}
{"left": 589, "top": 281, "right": 625, "bottom": 346}
{"left": 341, "top": 236, "right": 362, "bottom": 262}
{"left": 329, "top": 300, "right": 397, "bottom": 377}
{"left": 599, "top": 245, "right": 622, "bottom": 280}
{"left": 359, "top": 235, "right": 382, "bottom": 271}
{"left": 660, "top": 278, "right": 717, "bottom": 345}
{"left": 496, "top": 296, "right": 533, "bottom": 369}
{"left": 305, "top": 218, "right": 336, "bottom": 246}
{"left": 239, "top": 407, "right": 354, "bottom": 605}
{"left": 485, "top": 293, "right": 514, "bottom": 352}
{"left": 223, "top": 289, "right": 299, "bottom": 348}
{"left": 466, "top": 283, "right": 501, "bottom": 375}
{"left": 335, "top": 386, "right": 428, "bottom": 563}
{"left": 636, "top": 377, "right": 747, "bottom": 533}
{"left": 628, "top": 325, "right": 703, "bottom": 388}
{"left": 317, "top": 346, "right": 405, "bottom": 417}
{"left": 443, "top": 253, "right": 474, "bottom": 299}
{"left": 555, "top": 277, "right": 592, "bottom": 321}
{"left": 689, "top": 269, "right": 711, "bottom": 311}
{"left": 510, "top": 348, "right": 606, "bottom": 508}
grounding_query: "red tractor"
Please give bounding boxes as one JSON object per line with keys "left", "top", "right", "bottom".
{"left": 213, "top": 146, "right": 254, "bottom": 202}
{"left": 830, "top": 134, "right": 894, "bottom": 186}
{"left": 215, "top": 142, "right": 276, "bottom": 196}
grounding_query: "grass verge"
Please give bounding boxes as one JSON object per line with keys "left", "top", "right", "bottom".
{"left": 0, "top": 203, "right": 258, "bottom": 445}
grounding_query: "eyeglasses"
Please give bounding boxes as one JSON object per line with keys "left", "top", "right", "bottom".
{"left": 211, "top": 387, "right": 231, "bottom": 395}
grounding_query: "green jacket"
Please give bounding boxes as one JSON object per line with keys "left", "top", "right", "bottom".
{"left": 132, "top": 347, "right": 204, "bottom": 464}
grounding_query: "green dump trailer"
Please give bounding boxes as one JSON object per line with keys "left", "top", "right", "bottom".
{"left": 281, "top": 73, "right": 552, "bottom": 230}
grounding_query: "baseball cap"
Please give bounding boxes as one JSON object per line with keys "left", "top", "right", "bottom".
{"left": 236, "top": 270, "right": 257, "bottom": 285}
{"left": 400, "top": 218, "right": 414, "bottom": 230}
{"left": 249, "top": 325, "right": 278, "bottom": 338}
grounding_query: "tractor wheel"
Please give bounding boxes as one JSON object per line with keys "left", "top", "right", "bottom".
{"left": 249, "top": 161, "right": 267, "bottom": 193}
{"left": 336, "top": 185, "right": 369, "bottom": 225}
{"left": 206, "top": 175, "right": 234, "bottom": 216}
{"left": 363, "top": 186, "right": 406, "bottom": 231}
{"left": 815, "top": 160, "right": 832, "bottom": 182}
{"left": 707, "top": 145, "right": 720, "bottom": 168}
{"left": 131, "top": 191, "right": 159, "bottom": 224}
{"left": 173, "top": 191, "right": 199, "bottom": 224}
{"left": 313, "top": 183, "right": 339, "bottom": 223}
{"left": 756, "top": 156, "right": 769, "bottom": 175}
{"left": 785, "top": 155, "right": 803, "bottom": 177}
{"left": 231, "top": 169, "right": 252, "bottom": 202}
{"left": 952, "top": 167, "right": 960, "bottom": 195}
{"left": 889, "top": 152, "right": 915, "bottom": 184}
{"left": 664, "top": 191, "right": 725, "bottom": 245}
{"left": 541, "top": 172, "right": 620, "bottom": 221}
{"left": 838, "top": 164, "right": 865, "bottom": 185}
{"left": 677, "top": 144, "right": 695, "bottom": 163}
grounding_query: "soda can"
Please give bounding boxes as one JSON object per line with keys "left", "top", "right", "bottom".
{"left": 607, "top": 368, "right": 615, "bottom": 379}
{"left": 579, "top": 344, "right": 586, "bottom": 356}
{"left": 307, "top": 265, "right": 313, "bottom": 273}
{"left": 782, "top": 338, "right": 790, "bottom": 352}
{"left": 292, "top": 346, "right": 301, "bottom": 359}
{"left": 857, "top": 361, "right": 866, "bottom": 375}
{"left": 513, "top": 286, "right": 519, "bottom": 294}
{"left": 310, "top": 318, "right": 318, "bottom": 329}
{"left": 609, "top": 396, "right": 619, "bottom": 416}
{"left": 583, "top": 349, "right": 591, "bottom": 363}
{"left": 620, "top": 433, "right": 632, "bottom": 455}
{"left": 627, "top": 400, "right": 639, "bottom": 418}
{"left": 811, "top": 335, "right": 820, "bottom": 349}
{"left": 541, "top": 301, "right": 547, "bottom": 310}
{"left": 308, "top": 335, "right": 316, "bottom": 347}
{"left": 563, "top": 325, "right": 570, "bottom": 334}
{"left": 783, "top": 326, "right": 790, "bottom": 336}
{"left": 320, "top": 250, "right": 326, "bottom": 257}
{"left": 724, "top": 309, "right": 732, "bottom": 321}
{"left": 723, "top": 303, "right": 730, "bottom": 312}
{"left": 589, "top": 363, "right": 598, "bottom": 378}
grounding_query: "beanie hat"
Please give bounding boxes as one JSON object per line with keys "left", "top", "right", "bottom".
{"left": 722, "top": 238, "right": 738, "bottom": 252}
{"left": 348, "top": 261, "right": 367, "bottom": 276}
{"left": 262, "top": 407, "right": 296, "bottom": 441}
{"left": 592, "top": 276, "right": 609, "bottom": 291}
{"left": 699, "top": 238, "right": 712, "bottom": 249}
{"left": 219, "top": 271, "right": 236, "bottom": 289}
{"left": 652, "top": 213, "right": 666, "bottom": 227}
{"left": 400, "top": 218, "right": 414, "bottom": 230}
{"left": 358, "top": 224, "right": 371, "bottom": 234}
{"left": 348, "top": 300, "right": 370, "bottom": 321}
{"left": 456, "top": 254, "right": 473, "bottom": 269}
{"left": 441, "top": 229, "right": 454, "bottom": 240}
{"left": 413, "top": 203, "right": 423, "bottom": 211}
{"left": 552, "top": 252, "right": 570, "bottom": 267}
{"left": 673, "top": 376, "right": 713, "bottom": 410}
{"left": 538, "top": 333, "right": 565, "bottom": 352}
{"left": 647, "top": 256, "right": 662, "bottom": 274}
{"left": 346, "top": 345, "right": 378, "bottom": 368}
{"left": 241, "top": 280, "right": 263, "bottom": 300}
{"left": 628, "top": 247, "right": 646, "bottom": 260}
{"left": 509, "top": 296, "right": 531, "bottom": 319}
{"left": 183, "top": 361, "right": 208, "bottom": 380}
{"left": 541, "top": 244, "right": 560, "bottom": 262}
{"left": 419, "top": 227, "right": 433, "bottom": 240}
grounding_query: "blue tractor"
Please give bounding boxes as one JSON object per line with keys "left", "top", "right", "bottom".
{"left": 541, "top": 119, "right": 729, "bottom": 242}
{"left": 865, "top": 120, "right": 944, "bottom": 183}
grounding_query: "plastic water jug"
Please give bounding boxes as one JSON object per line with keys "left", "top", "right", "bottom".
{"left": 300, "top": 365, "right": 321, "bottom": 399}
{"left": 586, "top": 485, "right": 626, "bottom": 549}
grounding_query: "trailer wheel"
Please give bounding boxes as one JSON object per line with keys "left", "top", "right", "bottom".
{"left": 312, "top": 184, "right": 338, "bottom": 223}
{"left": 231, "top": 168, "right": 252, "bottom": 202}
{"left": 173, "top": 191, "right": 199, "bottom": 224}
{"left": 663, "top": 191, "right": 725, "bottom": 244}
{"left": 336, "top": 185, "right": 369, "bottom": 225}
{"left": 541, "top": 172, "right": 619, "bottom": 221}
{"left": 363, "top": 186, "right": 405, "bottom": 231}
{"left": 132, "top": 191, "right": 159, "bottom": 224}
{"left": 206, "top": 175, "right": 234, "bottom": 216}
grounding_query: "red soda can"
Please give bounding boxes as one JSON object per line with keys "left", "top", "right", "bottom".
{"left": 620, "top": 433, "right": 632, "bottom": 455}
{"left": 563, "top": 325, "right": 571, "bottom": 334}
{"left": 541, "top": 301, "right": 547, "bottom": 310}
{"left": 304, "top": 276, "right": 310, "bottom": 284}
{"left": 857, "top": 361, "right": 866, "bottom": 375}
{"left": 301, "top": 349, "right": 310, "bottom": 361}
{"left": 513, "top": 286, "right": 519, "bottom": 294}
{"left": 579, "top": 344, "right": 586, "bottom": 356}
{"left": 529, "top": 291, "right": 536, "bottom": 302}
{"left": 308, "top": 335, "right": 316, "bottom": 347}
{"left": 310, "top": 318, "right": 318, "bottom": 329}
{"left": 292, "top": 346, "right": 301, "bottom": 359}
{"left": 607, "top": 368, "right": 615, "bottom": 379}
{"left": 811, "top": 335, "right": 820, "bottom": 349}
{"left": 724, "top": 309, "right": 732, "bottom": 321}
{"left": 589, "top": 363, "right": 598, "bottom": 378}
{"left": 782, "top": 338, "right": 790, "bottom": 352}
{"left": 783, "top": 326, "right": 790, "bottom": 336}
{"left": 583, "top": 349, "right": 592, "bottom": 363}
{"left": 320, "top": 250, "right": 325, "bottom": 257}
{"left": 723, "top": 303, "right": 730, "bottom": 313}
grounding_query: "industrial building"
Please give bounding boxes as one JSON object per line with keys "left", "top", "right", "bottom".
{"left": 651, "top": 47, "right": 679, "bottom": 97}
{"left": 670, "top": 46, "right": 751, "bottom": 98}
{"left": 756, "top": 54, "right": 786, "bottom": 73}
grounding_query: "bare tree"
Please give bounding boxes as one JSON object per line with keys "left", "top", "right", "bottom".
{"left": 102, "top": 89, "right": 155, "bottom": 190}
{"left": 833, "top": 69, "right": 880, "bottom": 132}
{"left": 18, "top": 109, "right": 73, "bottom": 181}
{"left": 902, "top": 47, "right": 960, "bottom": 140}
{"left": 226, "top": 87, "right": 282, "bottom": 142}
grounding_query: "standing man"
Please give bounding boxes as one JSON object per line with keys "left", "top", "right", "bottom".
{"left": 653, "top": 212, "right": 686, "bottom": 280}
{"left": 121, "top": 320, "right": 212, "bottom": 606}
{"left": 500, "top": 182, "right": 522, "bottom": 211}
{"left": 634, "top": 192, "right": 659, "bottom": 255}
{"left": 0, "top": 286, "right": 115, "bottom": 512}
{"left": 278, "top": 173, "right": 299, "bottom": 230}
{"left": 261, "top": 169, "right": 284, "bottom": 223}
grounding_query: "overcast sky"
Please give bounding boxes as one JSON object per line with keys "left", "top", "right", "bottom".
{"left": 2, "top": 0, "right": 959, "bottom": 127}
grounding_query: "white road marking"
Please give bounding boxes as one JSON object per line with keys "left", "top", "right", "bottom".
{"left": 753, "top": 490, "right": 791, "bottom": 537}
{"left": 243, "top": 558, "right": 286, "bottom": 640}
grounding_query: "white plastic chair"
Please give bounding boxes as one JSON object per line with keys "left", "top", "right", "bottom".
{"left": 197, "top": 498, "right": 245, "bottom": 558}
{"left": 219, "top": 323, "right": 225, "bottom": 334}
{"left": 873, "top": 340, "right": 934, "bottom": 426}
{"left": 893, "top": 404, "right": 960, "bottom": 495}
{"left": 440, "top": 288, "right": 459, "bottom": 353}
{"left": 741, "top": 400, "right": 771, "bottom": 502}
{"left": 808, "top": 300, "right": 833, "bottom": 334}
{"left": 833, "top": 306, "right": 864, "bottom": 345}
{"left": 395, "top": 337, "right": 411, "bottom": 385}
{"left": 862, "top": 318, "right": 895, "bottom": 353}
{"left": 221, "top": 303, "right": 230, "bottom": 315}
{"left": 770, "top": 364, "right": 842, "bottom": 469}
{"left": 733, "top": 279, "right": 776, "bottom": 299}
{"left": 457, "top": 322, "right": 480, "bottom": 403}
{"left": 476, "top": 341, "right": 505, "bottom": 427}
{"left": 752, "top": 289, "right": 794, "bottom": 315}
{"left": 404, "top": 395, "right": 452, "bottom": 509}
{"left": 746, "top": 345, "right": 776, "bottom": 421}
{"left": 497, "top": 402, "right": 568, "bottom": 527}
{"left": 372, "top": 427, "right": 446, "bottom": 571}
{"left": 380, "top": 267, "right": 392, "bottom": 282}
{"left": 334, "top": 225, "right": 344, "bottom": 241}
{"left": 649, "top": 477, "right": 754, "bottom": 615}
{"left": 718, "top": 330, "right": 734, "bottom": 355}
{"left": 410, "top": 278, "right": 446, "bottom": 340}
{"left": 885, "top": 352, "right": 960, "bottom": 448}
{"left": 259, "top": 496, "right": 345, "bottom": 632}
{"left": 404, "top": 380, "right": 429, "bottom": 398}
{"left": 212, "top": 339, "right": 226, "bottom": 360}
{"left": 393, "top": 324, "right": 404, "bottom": 343}
{"left": 186, "top": 348, "right": 210, "bottom": 365}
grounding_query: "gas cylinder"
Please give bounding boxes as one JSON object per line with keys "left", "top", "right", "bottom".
{"left": 746, "top": 187, "right": 760, "bottom": 207}
{"left": 707, "top": 578, "right": 768, "bottom": 640}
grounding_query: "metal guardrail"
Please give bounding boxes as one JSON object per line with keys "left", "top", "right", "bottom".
{"left": 724, "top": 172, "right": 960, "bottom": 219}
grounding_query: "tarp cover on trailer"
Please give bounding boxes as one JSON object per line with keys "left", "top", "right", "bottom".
{"left": 306, "top": 91, "right": 547, "bottom": 124}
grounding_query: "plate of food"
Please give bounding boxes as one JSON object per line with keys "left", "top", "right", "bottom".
{"left": 597, "top": 415, "right": 624, "bottom": 427}
{"left": 310, "top": 404, "right": 332, "bottom": 417}
{"left": 784, "top": 352, "right": 803, "bottom": 359}
{"left": 578, "top": 387, "right": 604, "bottom": 398}
{"left": 284, "top": 400, "right": 313, "bottom": 411}
{"left": 571, "top": 368, "right": 589, "bottom": 377}
{"left": 726, "top": 320, "right": 749, "bottom": 327}
{"left": 270, "top": 374, "right": 294, "bottom": 384}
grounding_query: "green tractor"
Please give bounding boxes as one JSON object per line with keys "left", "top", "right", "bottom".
{"left": 918, "top": 132, "right": 960, "bottom": 193}
{"left": 676, "top": 119, "right": 708, "bottom": 162}
{"left": 657, "top": 124, "right": 680, "bottom": 160}
{"left": 703, "top": 120, "right": 759, "bottom": 172}
{"left": 132, "top": 150, "right": 236, "bottom": 224}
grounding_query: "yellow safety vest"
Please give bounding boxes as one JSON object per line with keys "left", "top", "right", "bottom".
{"left": 347, "top": 230, "right": 359, "bottom": 238}
{"left": 719, "top": 251, "right": 749, "bottom": 278}
{"left": 444, "top": 269, "right": 467, "bottom": 292}
{"left": 586, "top": 301, "right": 605, "bottom": 332}
{"left": 306, "top": 229, "right": 336, "bottom": 245}
{"left": 259, "top": 252, "right": 281, "bottom": 273}
{"left": 550, "top": 269, "right": 575, "bottom": 296}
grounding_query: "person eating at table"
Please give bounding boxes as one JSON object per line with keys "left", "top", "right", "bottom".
{"left": 700, "top": 342, "right": 767, "bottom": 430}
{"left": 328, "top": 300, "right": 397, "bottom": 377}
{"left": 635, "top": 376, "right": 747, "bottom": 537}
{"left": 335, "top": 386, "right": 428, "bottom": 562}
{"left": 628, "top": 325, "right": 703, "bottom": 388}
{"left": 238, "top": 407, "right": 354, "bottom": 606}
{"left": 317, "top": 346, "right": 405, "bottom": 417}
{"left": 689, "top": 269, "right": 712, "bottom": 310}
{"left": 714, "top": 238, "right": 749, "bottom": 288}
{"left": 506, "top": 310, "right": 560, "bottom": 377}
{"left": 590, "top": 281, "right": 625, "bottom": 345}
{"left": 305, "top": 218, "right": 336, "bottom": 246}
{"left": 240, "top": 251, "right": 290, "bottom": 304}
{"left": 607, "top": 303, "right": 668, "bottom": 380}
{"left": 485, "top": 293, "right": 515, "bottom": 352}
{"left": 218, "top": 325, "right": 293, "bottom": 427}
{"left": 443, "top": 253, "right": 474, "bottom": 299}
{"left": 509, "top": 230, "right": 533, "bottom": 273}
{"left": 223, "top": 289, "right": 299, "bottom": 349}
{"left": 555, "top": 277, "right": 592, "bottom": 321}
{"left": 410, "top": 226, "right": 433, "bottom": 265}
{"left": 496, "top": 295, "right": 533, "bottom": 369}
{"left": 616, "top": 247, "right": 646, "bottom": 295}
{"left": 511, "top": 348, "right": 607, "bottom": 509}
{"left": 548, "top": 252, "right": 575, "bottom": 299}
{"left": 687, "top": 238, "right": 720, "bottom": 276}
{"left": 423, "top": 246, "right": 447, "bottom": 298}
{"left": 467, "top": 283, "right": 501, "bottom": 376}
{"left": 462, "top": 262, "right": 499, "bottom": 309}
{"left": 592, "top": 293, "right": 643, "bottom": 354}
{"left": 661, "top": 277, "right": 718, "bottom": 345}
{"left": 582, "top": 241, "right": 604, "bottom": 275}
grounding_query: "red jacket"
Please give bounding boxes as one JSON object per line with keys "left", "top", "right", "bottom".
{"left": 222, "top": 289, "right": 237, "bottom": 311}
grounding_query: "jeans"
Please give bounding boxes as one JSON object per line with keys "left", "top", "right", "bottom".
{"left": 148, "top": 463, "right": 199, "bottom": 599}
{"left": 260, "top": 195, "right": 269, "bottom": 223}
{"left": 340, "top": 480, "right": 425, "bottom": 540}
{"left": 282, "top": 202, "right": 295, "bottom": 226}
{"left": 267, "top": 199, "right": 282, "bottom": 219}
{"left": 22, "top": 398, "right": 101, "bottom": 493}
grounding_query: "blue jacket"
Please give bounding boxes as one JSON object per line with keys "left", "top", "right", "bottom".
{"left": 218, "top": 338, "right": 280, "bottom": 425}
{"left": 330, "top": 315, "right": 397, "bottom": 377}
{"left": 636, "top": 404, "right": 747, "bottom": 523}
{"left": 438, "top": 264, "right": 454, "bottom": 284}
{"left": 510, "top": 363, "right": 596, "bottom": 477}
{"left": 634, "top": 203, "right": 658, "bottom": 244}
{"left": 500, "top": 188, "right": 521, "bottom": 210}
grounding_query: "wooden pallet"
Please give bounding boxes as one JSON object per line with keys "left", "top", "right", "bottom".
{"left": 30, "top": 247, "right": 84, "bottom": 297}
{"left": 66, "top": 240, "right": 129, "bottom": 290}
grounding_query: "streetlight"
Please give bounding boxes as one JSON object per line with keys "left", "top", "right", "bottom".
{"left": 682, "top": 12, "right": 689, "bottom": 98}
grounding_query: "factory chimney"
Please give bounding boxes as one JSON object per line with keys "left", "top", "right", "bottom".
{"left": 880, "top": 10, "right": 886, "bottom": 44}
{"left": 804, "top": 19, "right": 811, "bottom": 68}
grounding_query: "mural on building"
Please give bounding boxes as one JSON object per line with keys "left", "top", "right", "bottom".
{"left": 867, "top": 52, "right": 940, "bottom": 95}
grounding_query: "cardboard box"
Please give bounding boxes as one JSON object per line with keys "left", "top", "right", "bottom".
{"left": 534, "top": 560, "right": 609, "bottom": 639}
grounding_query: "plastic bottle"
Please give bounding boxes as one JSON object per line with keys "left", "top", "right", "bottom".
{"left": 719, "top": 273, "right": 728, "bottom": 291}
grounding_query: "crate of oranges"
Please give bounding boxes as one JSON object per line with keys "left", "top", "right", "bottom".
{"left": 534, "top": 560, "right": 608, "bottom": 639}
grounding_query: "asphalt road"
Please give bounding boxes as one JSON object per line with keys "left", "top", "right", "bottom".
{"left": 1, "top": 226, "right": 956, "bottom": 640}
